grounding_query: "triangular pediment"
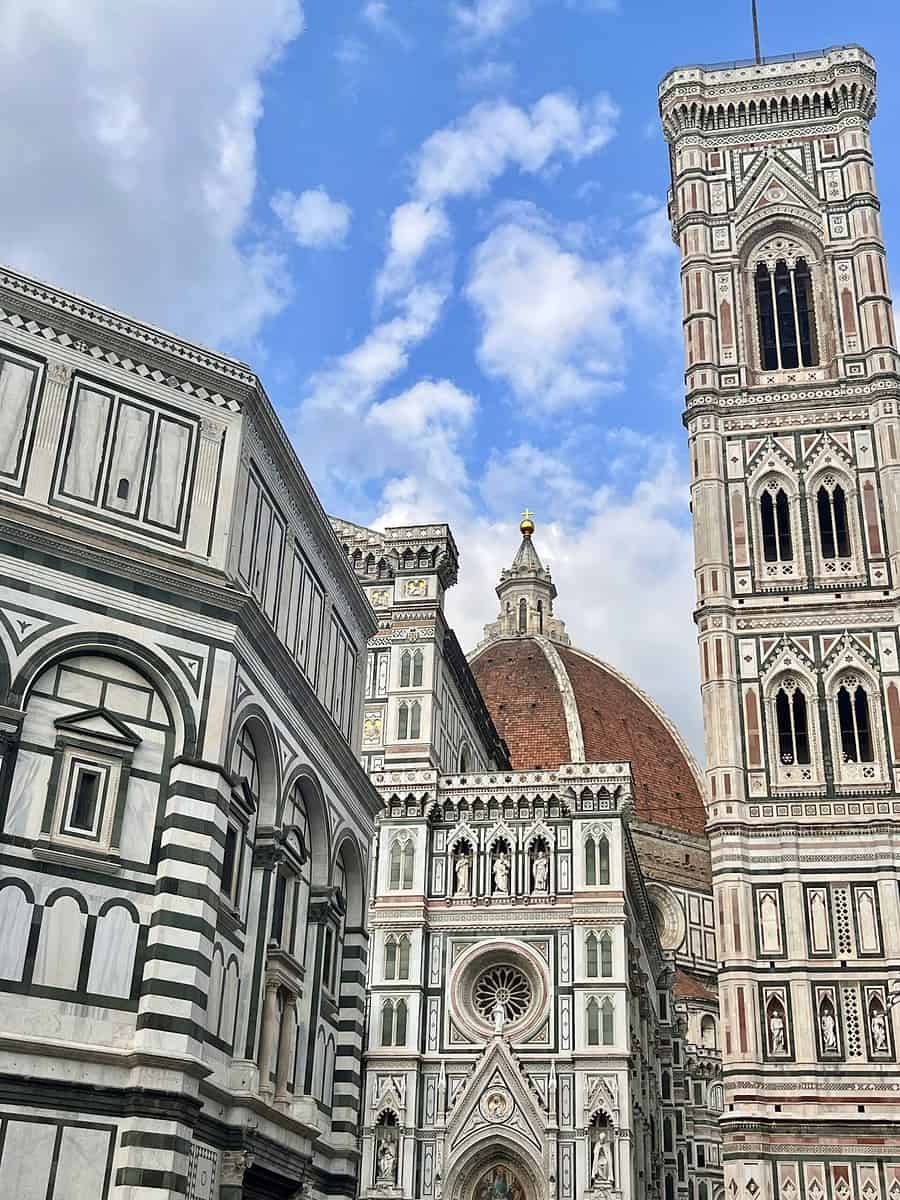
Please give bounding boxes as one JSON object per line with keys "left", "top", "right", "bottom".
{"left": 746, "top": 435, "right": 797, "bottom": 480}
{"left": 54, "top": 706, "right": 141, "bottom": 746}
{"left": 736, "top": 150, "right": 818, "bottom": 213}
{"left": 446, "top": 1037, "right": 545, "bottom": 1158}
{"left": 803, "top": 431, "right": 855, "bottom": 475}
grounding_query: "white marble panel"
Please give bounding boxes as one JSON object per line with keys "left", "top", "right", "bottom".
{"left": 56, "top": 666, "right": 104, "bottom": 707}
{"left": 4, "top": 749, "right": 50, "bottom": 838}
{"left": 52, "top": 1125, "right": 112, "bottom": 1200}
{"left": 0, "top": 884, "right": 32, "bottom": 980}
{"left": 147, "top": 417, "right": 191, "bottom": 529}
{"left": 221, "top": 960, "right": 239, "bottom": 1047}
{"left": 34, "top": 895, "right": 86, "bottom": 990}
{"left": 0, "top": 1120, "right": 56, "bottom": 1199}
{"left": 208, "top": 948, "right": 224, "bottom": 1036}
{"left": 62, "top": 388, "right": 110, "bottom": 500}
{"left": 0, "top": 361, "right": 35, "bottom": 477}
{"left": 87, "top": 904, "right": 139, "bottom": 997}
{"left": 105, "top": 680, "right": 152, "bottom": 721}
{"left": 104, "top": 401, "right": 150, "bottom": 515}
{"left": 118, "top": 777, "right": 159, "bottom": 862}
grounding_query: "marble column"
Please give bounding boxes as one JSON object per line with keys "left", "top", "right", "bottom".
{"left": 258, "top": 979, "right": 280, "bottom": 1097}
{"left": 276, "top": 993, "right": 297, "bottom": 1100}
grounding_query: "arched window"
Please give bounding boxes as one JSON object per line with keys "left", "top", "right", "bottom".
{"left": 398, "top": 934, "right": 410, "bottom": 979}
{"left": 585, "top": 834, "right": 610, "bottom": 887}
{"left": 817, "top": 480, "right": 850, "bottom": 559}
{"left": 384, "top": 935, "right": 398, "bottom": 980}
{"left": 389, "top": 838, "right": 414, "bottom": 890}
{"left": 587, "top": 998, "right": 600, "bottom": 1045}
{"left": 661, "top": 1069, "right": 672, "bottom": 1100}
{"left": 400, "top": 649, "right": 424, "bottom": 688}
{"left": 665, "top": 1176, "right": 675, "bottom": 1200}
{"left": 380, "top": 999, "right": 407, "bottom": 1047}
{"left": 397, "top": 700, "right": 422, "bottom": 741}
{"left": 775, "top": 680, "right": 810, "bottom": 765}
{"left": 837, "top": 679, "right": 874, "bottom": 762}
{"left": 698, "top": 1183, "right": 709, "bottom": 1200}
{"left": 395, "top": 999, "right": 407, "bottom": 1045}
{"left": 586, "top": 932, "right": 599, "bottom": 978}
{"left": 518, "top": 598, "right": 528, "bottom": 633}
{"left": 700, "top": 1014, "right": 717, "bottom": 1049}
{"left": 760, "top": 485, "right": 793, "bottom": 562}
{"left": 537, "top": 599, "right": 544, "bottom": 634}
{"left": 754, "top": 256, "right": 818, "bottom": 370}
{"left": 381, "top": 999, "right": 394, "bottom": 1045}
{"left": 663, "top": 1116, "right": 674, "bottom": 1153}
{"left": 600, "top": 931, "right": 613, "bottom": 977}
{"left": 458, "top": 744, "right": 471, "bottom": 773}
{"left": 601, "top": 997, "right": 614, "bottom": 1045}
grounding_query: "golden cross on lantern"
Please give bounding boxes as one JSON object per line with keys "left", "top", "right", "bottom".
{"left": 522, "top": 509, "right": 533, "bottom": 521}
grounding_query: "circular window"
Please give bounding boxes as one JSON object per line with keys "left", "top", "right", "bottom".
{"left": 473, "top": 965, "right": 532, "bottom": 1023}
{"left": 449, "top": 939, "right": 551, "bottom": 1043}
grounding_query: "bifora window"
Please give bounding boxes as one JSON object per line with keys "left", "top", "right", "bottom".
{"left": 817, "top": 479, "right": 850, "bottom": 559}
{"left": 755, "top": 257, "right": 818, "bottom": 370}
{"left": 775, "top": 680, "right": 810, "bottom": 766}
{"left": 760, "top": 484, "right": 793, "bottom": 563}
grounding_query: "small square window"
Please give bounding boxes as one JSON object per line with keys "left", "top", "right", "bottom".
{"left": 52, "top": 748, "right": 119, "bottom": 852}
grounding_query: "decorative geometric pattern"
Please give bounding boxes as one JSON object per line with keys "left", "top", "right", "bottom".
{"left": 473, "top": 964, "right": 532, "bottom": 1023}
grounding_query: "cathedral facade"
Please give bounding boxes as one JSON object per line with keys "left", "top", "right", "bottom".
{"left": 661, "top": 42, "right": 900, "bottom": 1198}
{"left": 339, "top": 517, "right": 724, "bottom": 1200}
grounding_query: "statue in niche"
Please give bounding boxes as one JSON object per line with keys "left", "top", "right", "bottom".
{"left": 768, "top": 1005, "right": 787, "bottom": 1054}
{"left": 532, "top": 847, "right": 549, "bottom": 893}
{"left": 454, "top": 849, "right": 471, "bottom": 897}
{"left": 590, "top": 1122, "right": 613, "bottom": 1185}
{"left": 871, "top": 1004, "right": 889, "bottom": 1052}
{"left": 376, "top": 1139, "right": 397, "bottom": 1185}
{"left": 492, "top": 998, "right": 507, "bottom": 1036}
{"left": 820, "top": 1005, "right": 838, "bottom": 1053}
{"left": 493, "top": 849, "right": 510, "bottom": 895}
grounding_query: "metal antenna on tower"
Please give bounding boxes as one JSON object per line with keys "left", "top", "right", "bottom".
{"left": 752, "top": 0, "right": 762, "bottom": 64}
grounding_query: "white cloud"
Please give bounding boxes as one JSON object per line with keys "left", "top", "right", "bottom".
{"left": 307, "top": 90, "right": 617, "bottom": 420}
{"left": 452, "top": 0, "right": 532, "bottom": 41}
{"left": 0, "top": 0, "right": 303, "bottom": 350}
{"left": 465, "top": 202, "right": 677, "bottom": 408}
{"left": 415, "top": 93, "right": 618, "bottom": 204}
{"left": 376, "top": 201, "right": 452, "bottom": 302}
{"left": 362, "top": 1, "right": 410, "bottom": 44}
{"left": 458, "top": 59, "right": 516, "bottom": 92}
{"left": 272, "top": 187, "right": 351, "bottom": 248}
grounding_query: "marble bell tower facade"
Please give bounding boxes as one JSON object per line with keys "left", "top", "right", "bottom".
{"left": 660, "top": 44, "right": 900, "bottom": 1198}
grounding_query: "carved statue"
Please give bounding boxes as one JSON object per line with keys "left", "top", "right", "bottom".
{"left": 532, "top": 848, "right": 549, "bottom": 893}
{"left": 455, "top": 851, "right": 471, "bottom": 897}
{"left": 769, "top": 1010, "right": 786, "bottom": 1054}
{"left": 591, "top": 1126, "right": 613, "bottom": 1184}
{"left": 493, "top": 851, "right": 510, "bottom": 895}
{"left": 492, "top": 998, "right": 507, "bottom": 1035}
{"left": 871, "top": 1007, "right": 888, "bottom": 1052}
{"left": 376, "top": 1139, "right": 397, "bottom": 1184}
{"left": 820, "top": 1008, "right": 838, "bottom": 1052}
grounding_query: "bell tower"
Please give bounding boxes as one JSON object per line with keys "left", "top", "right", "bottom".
{"left": 660, "top": 45, "right": 900, "bottom": 1194}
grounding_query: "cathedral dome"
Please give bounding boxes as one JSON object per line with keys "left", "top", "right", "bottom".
{"left": 470, "top": 517, "right": 705, "bottom": 837}
{"left": 470, "top": 638, "right": 705, "bottom": 836}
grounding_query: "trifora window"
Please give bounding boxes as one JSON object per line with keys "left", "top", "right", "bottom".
{"left": 755, "top": 257, "right": 818, "bottom": 370}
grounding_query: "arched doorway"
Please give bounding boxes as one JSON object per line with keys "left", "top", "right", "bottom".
{"left": 449, "top": 1139, "right": 544, "bottom": 1200}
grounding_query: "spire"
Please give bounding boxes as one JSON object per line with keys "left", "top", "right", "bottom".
{"left": 478, "top": 512, "right": 570, "bottom": 646}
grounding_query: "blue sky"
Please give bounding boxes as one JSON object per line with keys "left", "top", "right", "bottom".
{"left": 4, "top": 0, "right": 900, "bottom": 756}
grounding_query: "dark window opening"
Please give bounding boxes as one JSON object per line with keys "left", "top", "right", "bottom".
{"left": 817, "top": 484, "right": 850, "bottom": 559}
{"left": 761, "top": 488, "right": 793, "bottom": 562}
{"left": 271, "top": 872, "right": 287, "bottom": 944}
{"left": 70, "top": 769, "right": 101, "bottom": 831}
{"left": 221, "top": 824, "right": 238, "bottom": 896}
{"left": 838, "top": 684, "right": 874, "bottom": 763}
{"left": 755, "top": 257, "right": 819, "bottom": 370}
{"left": 775, "top": 687, "right": 810, "bottom": 765}
{"left": 116, "top": 477, "right": 130, "bottom": 501}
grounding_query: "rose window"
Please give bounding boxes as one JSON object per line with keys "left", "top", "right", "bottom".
{"left": 473, "top": 965, "right": 532, "bottom": 1023}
